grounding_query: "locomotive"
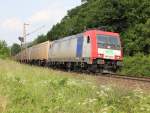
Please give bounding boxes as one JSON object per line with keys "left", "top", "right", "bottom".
{"left": 14, "top": 29, "right": 123, "bottom": 73}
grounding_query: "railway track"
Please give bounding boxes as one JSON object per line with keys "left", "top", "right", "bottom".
{"left": 96, "top": 73, "right": 150, "bottom": 83}
{"left": 26, "top": 63, "right": 150, "bottom": 83}
{"left": 51, "top": 67, "right": 150, "bottom": 83}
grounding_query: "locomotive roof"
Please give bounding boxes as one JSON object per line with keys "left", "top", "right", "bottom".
{"left": 53, "top": 33, "right": 83, "bottom": 43}
{"left": 84, "top": 29, "right": 120, "bottom": 37}
{"left": 52, "top": 29, "right": 120, "bottom": 44}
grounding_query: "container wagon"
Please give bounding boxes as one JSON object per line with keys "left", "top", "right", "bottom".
{"left": 15, "top": 41, "right": 50, "bottom": 66}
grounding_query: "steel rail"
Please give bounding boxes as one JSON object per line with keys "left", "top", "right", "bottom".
{"left": 96, "top": 73, "right": 150, "bottom": 83}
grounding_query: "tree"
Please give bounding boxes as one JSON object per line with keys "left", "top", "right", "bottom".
{"left": 32, "top": 34, "right": 47, "bottom": 45}
{"left": 81, "top": 0, "right": 87, "bottom": 4}
{"left": 123, "top": 19, "right": 150, "bottom": 55}
{"left": 32, "top": 0, "right": 150, "bottom": 56}
{"left": 11, "top": 43, "right": 21, "bottom": 56}
{"left": 0, "top": 40, "right": 10, "bottom": 59}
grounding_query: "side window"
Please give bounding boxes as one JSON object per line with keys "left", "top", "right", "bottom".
{"left": 87, "top": 36, "right": 90, "bottom": 43}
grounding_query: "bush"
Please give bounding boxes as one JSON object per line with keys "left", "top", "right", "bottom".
{"left": 0, "top": 40, "right": 10, "bottom": 59}
{"left": 120, "top": 54, "right": 150, "bottom": 76}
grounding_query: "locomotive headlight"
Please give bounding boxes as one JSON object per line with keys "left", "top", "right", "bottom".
{"left": 115, "top": 55, "right": 121, "bottom": 60}
{"left": 98, "top": 54, "right": 104, "bottom": 58}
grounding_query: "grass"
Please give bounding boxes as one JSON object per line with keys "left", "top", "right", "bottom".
{"left": 0, "top": 59, "right": 150, "bottom": 113}
{"left": 119, "top": 54, "right": 150, "bottom": 77}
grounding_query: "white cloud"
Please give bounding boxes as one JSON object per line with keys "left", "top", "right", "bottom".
{"left": 0, "top": 0, "right": 81, "bottom": 46}
{"left": 27, "top": 7, "right": 67, "bottom": 25}
{"left": 0, "top": 18, "right": 22, "bottom": 31}
{"left": 28, "top": 9, "right": 50, "bottom": 23}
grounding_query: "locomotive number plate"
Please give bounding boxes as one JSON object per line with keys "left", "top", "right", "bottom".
{"left": 105, "top": 50, "right": 114, "bottom": 55}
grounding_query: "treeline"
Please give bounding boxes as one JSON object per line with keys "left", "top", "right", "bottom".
{"left": 120, "top": 53, "right": 150, "bottom": 76}
{"left": 0, "top": 40, "right": 10, "bottom": 59}
{"left": 28, "top": 0, "right": 150, "bottom": 56}
{"left": 0, "top": 40, "right": 22, "bottom": 59}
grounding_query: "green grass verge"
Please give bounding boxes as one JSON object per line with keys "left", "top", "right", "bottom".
{"left": 0, "top": 59, "right": 150, "bottom": 113}
{"left": 119, "top": 54, "right": 150, "bottom": 77}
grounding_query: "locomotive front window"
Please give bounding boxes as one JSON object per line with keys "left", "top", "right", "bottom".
{"left": 97, "top": 35, "right": 121, "bottom": 50}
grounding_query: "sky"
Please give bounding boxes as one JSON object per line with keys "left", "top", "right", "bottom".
{"left": 0, "top": 0, "right": 81, "bottom": 46}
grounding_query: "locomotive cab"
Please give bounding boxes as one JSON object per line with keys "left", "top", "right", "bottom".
{"left": 84, "top": 30, "right": 123, "bottom": 73}
{"left": 97, "top": 35, "right": 122, "bottom": 60}
{"left": 96, "top": 34, "right": 123, "bottom": 72}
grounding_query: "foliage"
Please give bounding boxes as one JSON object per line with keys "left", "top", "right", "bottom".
{"left": 0, "top": 60, "right": 150, "bottom": 113}
{"left": 11, "top": 43, "right": 21, "bottom": 56}
{"left": 119, "top": 53, "right": 150, "bottom": 76}
{"left": 0, "top": 40, "right": 10, "bottom": 59}
{"left": 122, "top": 19, "right": 150, "bottom": 55}
{"left": 33, "top": 0, "right": 150, "bottom": 56}
{"left": 32, "top": 34, "right": 47, "bottom": 45}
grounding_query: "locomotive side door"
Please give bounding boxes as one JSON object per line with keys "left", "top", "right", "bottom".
{"left": 76, "top": 36, "right": 84, "bottom": 58}
{"left": 82, "top": 36, "right": 91, "bottom": 59}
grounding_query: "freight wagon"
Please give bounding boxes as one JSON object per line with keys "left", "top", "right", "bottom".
{"left": 15, "top": 41, "right": 50, "bottom": 65}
